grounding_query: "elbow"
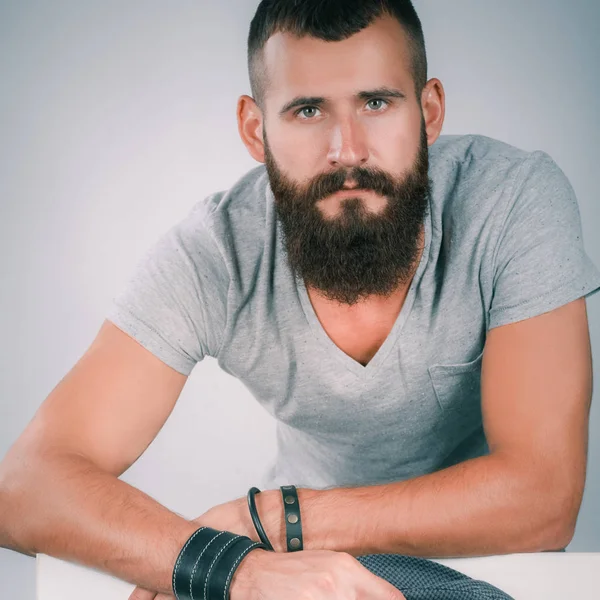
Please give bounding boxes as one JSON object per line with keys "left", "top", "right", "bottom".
{"left": 0, "top": 477, "right": 23, "bottom": 553}
{"left": 547, "top": 498, "right": 578, "bottom": 551}
{"left": 545, "top": 476, "right": 584, "bottom": 551}
{"left": 0, "top": 451, "right": 39, "bottom": 556}
{"left": 500, "top": 449, "right": 585, "bottom": 553}
{"left": 537, "top": 515, "right": 575, "bottom": 553}
{"left": 526, "top": 483, "right": 581, "bottom": 552}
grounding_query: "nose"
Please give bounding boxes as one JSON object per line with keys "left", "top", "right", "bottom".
{"left": 326, "top": 117, "right": 369, "bottom": 169}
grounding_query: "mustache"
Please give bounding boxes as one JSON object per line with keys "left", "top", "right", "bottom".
{"left": 299, "top": 166, "right": 400, "bottom": 205}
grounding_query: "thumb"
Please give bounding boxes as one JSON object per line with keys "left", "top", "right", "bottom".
{"left": 128, "top": 586, "right": 158, "bottom": 600}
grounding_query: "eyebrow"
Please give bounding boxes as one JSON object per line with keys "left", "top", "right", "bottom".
{"left": 278, "top": 87, "right": 407, "bottom": 117}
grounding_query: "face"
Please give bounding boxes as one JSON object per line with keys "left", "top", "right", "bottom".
{"left": 257, "top": 15, "right": 434, "bottom": 305}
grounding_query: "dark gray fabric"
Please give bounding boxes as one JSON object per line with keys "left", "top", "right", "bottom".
{"left": 356, "top": 553, "right": 514, "bottom": 599}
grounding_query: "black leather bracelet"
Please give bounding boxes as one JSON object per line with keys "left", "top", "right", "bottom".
{"left": 172, "top": 525, "right": 268, "bottom": 600}
{"left": 247, "top": 486, "right": 275, "bottom": 551}
{"left": 280, "top": 484, "right": 304, "bottom": 552}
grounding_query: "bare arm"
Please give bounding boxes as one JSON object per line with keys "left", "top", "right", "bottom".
{"left": 0, "top": 320, "right": 205, "bottom": 594}
{"left": 1, "top": 449, "right": 199, "bottom": 594}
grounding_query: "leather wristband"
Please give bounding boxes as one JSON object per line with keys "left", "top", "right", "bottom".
{"left": 280, "top": 485, "right": 304, "bottom": 552}
{"left": 247, "top": 487, "right": 274, "bottom": 551}
{"left": 172, "top": 525, "right": 268, "bottom": 600}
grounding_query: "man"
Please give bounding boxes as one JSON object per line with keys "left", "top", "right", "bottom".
{"left": 1, "top": 1, "right": 599, "bottom": 599}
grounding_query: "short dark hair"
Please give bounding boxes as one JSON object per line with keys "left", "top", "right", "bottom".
{"left": 247, "top": 0, "right": 428, "bottom": 110}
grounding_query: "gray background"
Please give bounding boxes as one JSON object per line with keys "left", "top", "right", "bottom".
{"left": 1, "top": 1, "right": 599, "bottom": 597}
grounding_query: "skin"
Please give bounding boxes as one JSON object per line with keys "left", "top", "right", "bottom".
{"left": 237, "top": 14, "right": 445, "bottom": 364}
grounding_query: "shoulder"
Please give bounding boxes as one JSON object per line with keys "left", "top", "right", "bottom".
{"left": 428, "top": 133, "right": 533, "bottom": 190}
{"left": 427, "top": 134, "right": 565, "bottom": 234}
{"left": 428, "top": 133, "right": 565, "bottom": 194}
{"left": 177, "top": 164, "right": 271, "bottom": 275}
{"left": 186, "top": 163, "right": 268, "bottom": 229}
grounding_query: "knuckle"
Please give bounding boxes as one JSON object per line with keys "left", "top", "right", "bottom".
{"left": 336, "top": 551, "right": 358, "bottom": 567}
{"left": 317, "top": 570, "right": 338, "bottom": 592}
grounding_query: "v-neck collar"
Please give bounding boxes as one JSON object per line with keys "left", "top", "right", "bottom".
{"left": 294, "top": 195, "right": 432, "bottom": 380}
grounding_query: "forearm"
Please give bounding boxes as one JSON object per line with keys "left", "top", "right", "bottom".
{"left": 265, "top": 453, "right": 570, "bottom": 557}
{"left": 0, "top": 449, "right": 198, "bottom": 595}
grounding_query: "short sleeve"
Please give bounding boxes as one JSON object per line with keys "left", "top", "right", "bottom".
{"left": 488, "top": 151, "right": 600, "bottom": 330}
{"left": 106, "top": 201, "right": 229, "bottom": 375}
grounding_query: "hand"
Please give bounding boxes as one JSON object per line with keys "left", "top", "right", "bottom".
{"left": 128, "top": 492, "right": 279, "bottom": 600}
{"left": 229, "top": 547, "right": 407, "bottom": 600}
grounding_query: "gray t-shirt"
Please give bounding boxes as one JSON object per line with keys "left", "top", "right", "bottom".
{"left": 106, "top": 133, "right": 600, "bottom": 491}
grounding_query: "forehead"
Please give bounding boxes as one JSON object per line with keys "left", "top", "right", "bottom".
{"left": 261, "top": 14, "right": 413, "bottom": 101}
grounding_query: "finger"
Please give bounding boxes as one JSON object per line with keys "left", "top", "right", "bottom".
{"left": 372, "top": 575, "right": 407, "bottom": 600}
{"left": 128, "top": 586, "right": 158, "bottom": 600}
{"left": 355, "top": 563, "right": 406, "bottom": 600}
{"left": 337, "top": 553, "right": 405, "bottom": 600}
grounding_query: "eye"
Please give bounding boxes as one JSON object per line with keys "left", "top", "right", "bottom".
{"left": 294, "top": 106, "right": 321, "bottom": 119}
{"left": 366, "top": 98, "right": 389, "bottom": 111}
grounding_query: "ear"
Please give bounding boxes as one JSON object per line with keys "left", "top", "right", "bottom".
{"left": 237, "top": 95, "right": 265, "bottom": 163}
{"left": 420, "top": 78, "right": 445, "bottom": 146}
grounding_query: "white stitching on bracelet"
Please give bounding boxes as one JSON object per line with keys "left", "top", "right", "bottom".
{"left": 173, "top": 527, "right": 208, "bottom": 600}
{"left": 190, "top": 531, "right": 226, "bottom": 600}
{"left": 223, "top": 543, "right": 262, "bottom": 600}
{"left": 204, "top": 535, "right": 241, "bottom": 600}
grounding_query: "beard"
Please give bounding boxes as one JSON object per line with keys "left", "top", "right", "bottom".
{"left": 265, "top": 119, "right": 431, "bottom": 306}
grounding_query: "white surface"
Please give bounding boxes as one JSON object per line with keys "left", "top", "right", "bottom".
{"left": 37, "top": 552, "right": 600, "bottom": 599}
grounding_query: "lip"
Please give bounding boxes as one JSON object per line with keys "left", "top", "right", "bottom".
{"left": 331, "top": 188, "right": 371, "bottom": 198}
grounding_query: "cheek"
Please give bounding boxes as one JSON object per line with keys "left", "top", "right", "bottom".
{"left": 365, "top": 113, "right": 419, "bottom": 167}
{"left": 269, "top": 130, "right": 321, "bottom": 177}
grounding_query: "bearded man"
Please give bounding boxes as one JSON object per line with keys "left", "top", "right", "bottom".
{"left": 2, "top": 2, "right": 599, "bottom": 600}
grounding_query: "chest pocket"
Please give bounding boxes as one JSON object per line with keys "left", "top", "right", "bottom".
{"left": 427, "top": 351, "right": 484, "bottom": 447}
